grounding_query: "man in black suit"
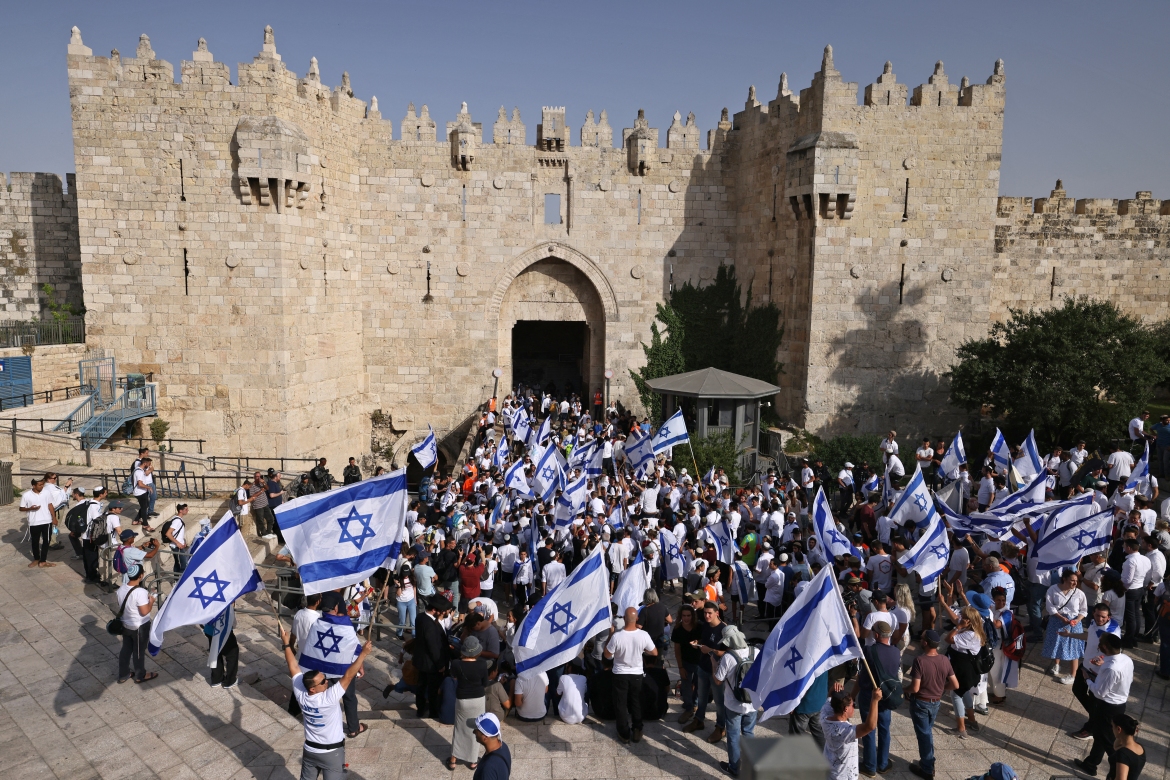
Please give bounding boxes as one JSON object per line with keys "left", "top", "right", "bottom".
{"left": 413, "top": 596, "right": 453, "bottom": 718}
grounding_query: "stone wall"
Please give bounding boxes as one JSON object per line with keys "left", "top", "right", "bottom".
{"left": 0, "top": 173, "right": 83, "bottom": 321}
{"left": 0, "top": 343, "right": 87, "bottom": 394}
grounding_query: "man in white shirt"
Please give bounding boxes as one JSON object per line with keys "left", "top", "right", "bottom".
{"left": 115, "top": 563, "right": 156, "bottom": 683}
{"left": 604, "top": 607, "right": 658, "bottom": 744}
{"left": 19, "top": 477, "right": 57, "bottom": 568}
{"left": 879, "top": 431, "right": 899, "bottom": 465}
{"left": 753, "top": 543, "right": 774, "bottom": 606}
{"left": 713, "top": 625, "right": 758, "bottom": 776}
{"left": 557, "top": 668, "right": 588, "bottom": 724}
{"left": 1106, "top": 445, "right": 1135, "bottom": 495}
{"left": 541, "top": 551, "right": 567, "bottom": 595}
{"left": 762, "top": 558, "right": 785, "bottom": 624}
{"left": 886, "top": 454, "right": 906, "bottom": 488}
{"left": 1119, "top": 538, "right": 1151, "bottom": 647}
{"left": 280, "top": 620, "right": 372, "bottom": 779}
{"left": 915, "top": 440, "right": 934, "bottom": 475}
{"left": 837, "top": 464, "right": 855, "bottom": 513}
{"left": 1129, "top": 412, "right": 1150, "bottom": 442}
{"left": 1073, "top": 632, "right": 1133, "bottom": 777}
{"left": 1141, "top": 535, "right": 1166, "bottom": 642}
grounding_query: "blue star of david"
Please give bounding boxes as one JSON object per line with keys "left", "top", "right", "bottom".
{"left": 544, "top": 602, "right": 577, "bottom": 636}
{"left": 827, "top": 528, "right": 849, "bottom": 548}
{"left": 784, "top": 646, "right": 803, "bottom": 674}
{"left": 313, "top": 626, "right": 343, "bottom": 658}
{"left": 666, "top": 543, "right": 680, "bottom": 559}
{"left": 913, "top": 493, "right": 928, "bottom": 510}
{"left": 929, "top": 542, "right": 949, "bottom": 561}
{"left": 189, "top": 570, "right": 231, "bottom": 609}
{"left": 541, "top": 466, "right": 556, "bottom": 481}
{"left": 337, "top": 506, "right": 376, "bottom": 550}
{"left": 1072, "top": 528, "right": 1098, "bottom": 551}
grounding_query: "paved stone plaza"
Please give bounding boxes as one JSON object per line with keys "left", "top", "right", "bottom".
{"left": 0, "top": 502, "right": 1167, "bottom": 780}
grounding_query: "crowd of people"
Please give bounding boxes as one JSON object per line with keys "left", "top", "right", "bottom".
{"left": 18, "top": 393, "right": 1170, "bottom": 780}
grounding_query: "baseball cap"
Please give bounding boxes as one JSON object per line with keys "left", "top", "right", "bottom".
{"left": 473, "top": 712, "right": 501, "bottom": 737}
{"left": 119, "top": 529, "right": 138, "bottom": 541}
{"left": 844, "top": 462, "right": 854, "bottom": 469}
{"left": 874, "top": 621, "right": 893, "bottom": 636}
{"left": 845, "top": 575, "right": 862, "bottom": 585}
{"left": 923, "top": 629, "right": 942, "bottom": 646}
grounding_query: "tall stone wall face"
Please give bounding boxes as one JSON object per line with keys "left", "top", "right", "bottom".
{"left": 0, "top": 173, "right": 83, "bottom": 321}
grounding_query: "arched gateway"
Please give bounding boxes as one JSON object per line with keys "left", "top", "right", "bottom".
{"left": 492, "top": 243, "right": 619, "bottom": 403}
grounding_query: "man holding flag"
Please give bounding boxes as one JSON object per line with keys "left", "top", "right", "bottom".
{"left": 279, "top": 619, "right": 373, "bottom": 780}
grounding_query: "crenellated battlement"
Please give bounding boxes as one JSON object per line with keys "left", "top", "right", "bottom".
{"left": 997, "top": 180, "right": 1170, "bottom": 221}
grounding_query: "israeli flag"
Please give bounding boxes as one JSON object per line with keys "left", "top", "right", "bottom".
{"left": 504, "top": 459, "right": 534, "bottom": 497}
{"left": 608, "top": 503, "right": 625, "bottom": 532}
{"left": 1033, "top": 501, "right": 1113, "bottom": 573}
{"left": 206, "top": 604, "right": 235, "bottom": 668}
{"left": 511, "top": 413, "right": 532, "bottom": 446}
{"left": 651, "top": 409, "right": 690, "bottom": 453}
{"left": 533, "top": 416, "right": 552, "bottom": 447}
{"left": 613, "top": 547, "right": 649, "bottom": 613}
{"left": 811, "top": 488, "right": 864, "bottom": 561}
{"left": 568, "top": 439, "right": 597, "bottom": 472}
{"left": 989, "top": 470, "right": 1047, "bottom": 512}
{"left": 658, "top": 528, "right": 686, "bottom": 581}
{"left": 861, "top": 472, "right": 880, "bottom": 497}
{"left": 489, "top": 494, "right": 510, "bottom": 528}
{"left": 741, "top": 566, "right": 862, "bottom": 720}
{"left": 1014, "top": 430, "right": 1043, "bottom": 480}
{"left": 533, "top": 445, "right": 566, "bottom": 504}
{"left": 733, "top": 559, "right": 754, "bottom": 603}
{"left": 298, "top": 612, "right": 361, "bottom": 677}
{"left": 882, "top": 463, "right": 897, "bottom": 505}
{"left": 586, "top": 444, "right": 605, "bottom": 478}
{"left": 703, "top": 466, "right": 716, "bottom": 486}
{"left": 554, "top": 471, "right": 588, "bottom": 528}
{"left": 411, "top": 426, "right": 438, "bottom": 470}
{"left": 626, "top": 434, "right": 656, "bottom": 479}
{"left": 703, "top": 519, "right": 735, "bottom": 565}
{"left": 888, "top": 465, "right": 939, "bottom": 530}
{"left": 938, "top": 431, "right": 966, "bottom": 481}
{"left": 493, "top": 436, "right": 510, "bottom": 471}
{"left": 937, "top": 496, "right": 1015, "bottom": 537}
{"left": 275, "top": 469, "right": 409, "bottom": 596}
{"left": 512, "top": 544, "right": 612, "bottom": 676}
{"left": 148, "top": 513, "right": 263, "bottom": 656}
{"left": 1126, "top": 442, "right": 1151, "bottom": 495}
{"left": 990, "top": 428, "right": 1012, "bottom": 473}
{"left": 898, "top": 512, "right": 950, "bottom": 586}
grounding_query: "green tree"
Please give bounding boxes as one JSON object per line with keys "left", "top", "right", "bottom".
{"left": 812, "top": 434, "right": 884, "bottom": 474}
{"left": 947, "top": 297, "right": 1170, "bottom": 448}
{"left": 689, "top": 430, "right": 745, "bottom": 483}
{"left": 630, "top": 265, "right": 784, "bottom": 422}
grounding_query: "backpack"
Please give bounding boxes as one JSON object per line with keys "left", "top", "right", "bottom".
{"left": 113, "top": 545, "right": 129, "bottom": 574}
{"left": 162, "top": 515, "right": 183, "bottom": 542}
{"left": 86, "top": 510, "right": 110, "bottom": 547}
{"left": 65, "top": 502, "right": 89, "bottom": 536}
{"left": 975, "top": 643, "right": 996, "bottom": 674}
{"left": 1001, "top": 615, "right": 1027, "bottom": 663}
{"left": 122, "top": 462, "right": 137, "bottom": 496}
{"left": 730, "top": 646, "right": 760, "bottom": 704}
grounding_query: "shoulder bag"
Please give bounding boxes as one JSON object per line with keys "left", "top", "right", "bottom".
{"left": 107, "top": 585, "right": 144, "bottom": 636}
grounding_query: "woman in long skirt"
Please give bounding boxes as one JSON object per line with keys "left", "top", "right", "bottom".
{"left": 1043, "top": 569, "right": 1088, "bottom": 684}
{"left": 448, "top": 637, "right": 490, "bottom": 770}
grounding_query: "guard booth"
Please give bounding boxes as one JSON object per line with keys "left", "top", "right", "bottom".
{"left": 0, "top": 356, "right": 34, "bottom": 410}
{"left": 644, "top": 367, "right": 781, "bottom": 476}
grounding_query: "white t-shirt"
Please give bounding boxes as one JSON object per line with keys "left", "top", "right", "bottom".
{"left": 715, "top": 649, "right": 755, "bottom": 715}
{"left": 236, "top": 486, "right": 251, "bottom": 515}
{"left": 294, "top": 673, "right": 347, "bottom": 752}
{"left": 480, "top": 558, "right": 498, "bottom": 590}
{"left": 20, "top": 490, "right": 54, "bottom": 526}
{"left": 542, "top": 561, "right": 567, "bottom": 591}
{"left": 862, "top": 611, "right": 895, "bottom": 646}
{"left": 820, "top": 699, "right": 859, "bottom": 780}
{"left": 948, "top": 546, "right": 970, "bottom": 588}
{"left": 1107, "top": 452, "right": 1135, "bottom": 482}
{"left": 605, "top": 628, "right": 656, "bottom": 675}
{"left": 115, "top": 584, "right": 151, "bottom": 630}
{"left": 514, "top": 671, "right": 548, "bottom": 719}
{"left": 892, "top": 606, "right": 912, "bottom": 634}
{"left": 133, "top": 468, "right": 152, "bottom": 497}
{"left": 1129, "top": 418, "right": 1145, "bottom": 441}
{"left": 557, "top": 673, "right": 587, "bottom": 724}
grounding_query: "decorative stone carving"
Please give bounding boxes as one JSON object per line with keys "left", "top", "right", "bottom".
{"left": 493, "top": 177, "right": 505, "bottom": 189}
{"left": 456, "top": 263, "right": 469, "bottom": 277}
{"left": 225, "top": 255, "right": 240, "bottom": 268}
{"left": 630, "top": 265, "right": 644, "bottom": 279}
{"left": 599, "top": 179, "right": 612, "bottom": 192}
{"left": 420, "top": 173, "right": 435, "bottom": 187}
{"left": 668, "top": 180, "right": 681, "bottom": 193}
{"left": 387, "top": 260, "right": 400, "bottom": 274}
{"left": 850, "top": 265, "right": 862, "bottom": 278}
{"left": 941, "top": 268, "right": 954, "bottom": 282}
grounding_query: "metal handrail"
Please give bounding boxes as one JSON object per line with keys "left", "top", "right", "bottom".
{"left": 207, "top": 455, "right": 320, "bottom": 475}
{"left": 125, "top": 436, "right": 207, "bottom": 454}
{"left": 0, "top": 383, "right": 93, "bottom": 412}
{"left": 0, "top": 317, "right": 85, "bottom": 348}
{"left": 79, "top": 383, "right": 157, "bottom": 449}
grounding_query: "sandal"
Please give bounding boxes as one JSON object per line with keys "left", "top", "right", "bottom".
{"left": 135, "top": 672, "right": 158, "bottom": 684}
{"left": 39, "top": 562, "right": 57, "bottom": 568}
{"left": 117, "top": 677, "right": 131, "bottom": 684}
{"left": 28, "top": 562, "right": 39, "bottom": 568}
{"left": 347, "top": 724, "right": 368, "bottom": 738}
{"left": 446, "top": 758, "right": 457, "bottom": 771}
{"left": 469, "top": 764, "right": 477, "bottom": 771}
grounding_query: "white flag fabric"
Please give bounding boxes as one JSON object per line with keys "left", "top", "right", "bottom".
{"left": 703, "top": 519, "right": 735, "bottom": 565}
{"left": 651, "top": 409, "right": 690, "bottom": 453}
{"left": 888, "top": 465, "right": 939, "bottom": 530}
{"left": 1033, "top": 496, "right": 1111, "bottom": 573}
{"left": 504, "top": 459, "right": 534, "bottom": 497}
{"left": 608, "top": 503, "right": 626, "bottom": 532}
{"left": 586, "top": 444, "right": 605, "bottom": 478}
{"left": 567, "top": 439, "right": 597, "bottom": 472}
{"left": 937, "top": 497, "right": 1015, "bottom": 537}
{"left": 148, "top": 513, "right": 263, "bottom": 656}
{"left": 703, "top": 466, "right": 716, "bottom": 486}
{"left": 511, "top": 413, "right": 531, "bottom": 446}
{"left": 1126, "top": 442, "right": 1151, "bottom": 495}
{"left": 861, "top": 472, "right": 880, "bottom": 497}
{"left": 811, "top": 488, "right": 864, "bottom": 561}
{"left": 533, "top": 445, "right": 566, "bottom": 504}
{"left": 658, "top": 528, "right": 686, "bottom": 581}
{"left": 411, "top": 425, "right": 438, "bottom": 470}
{"left": 298, "top": 612, "right": 361, "bottom": 677}
{"left": 938, "top": 431, "right": 966, "bottom": 481}
{"left": 990, "top": 428, "right": 1012, "bottom": 473}
{"left": 613, "top": 548, "right": 649, "bottom": 613}
{"left": 989, "top": 470, "right": 1047, "bottom": 512}
{"left": 733, "top": 560, "right": 754, "bottom": 603}
{"left": 489, "top": 494, "right": 510, "bottom": 528}
{"left": 533, "top": 416, "right": 551, "bottom": 448}
{"left": 206, "top": 604, "right": 235, "bottom": 668}
{"left": 493, "top": 436, "right": 510, "bottom": 471}
{"left": 512, "top": 544, "right": 612, "bottom": 676}
{"left": 1014, "top": 430, "right": 1043, "bottom": 480}
{"left": 741, "top": 566, "right": 862, "bottom": 720}
{"left": 554, "top": 472, "right": 588, "bottom": 528}
{"left": 898, "top": 512, "right": 950, "bottom": 586}
{"left": 276, "top": 469, "right": 409, "bottom": 596}
{"left": 625, "top": 434, "right": 656, "bottom": 479}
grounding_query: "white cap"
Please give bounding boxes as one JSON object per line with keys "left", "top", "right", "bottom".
{"left": 778, "top": 553, "right": 789, "bottom": 562}
{"left": 844, "top": 462, "right": 854, "bottom": 469}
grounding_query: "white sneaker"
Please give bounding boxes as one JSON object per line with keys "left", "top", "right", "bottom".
{"left": 1057, "top": 675, "right": 1074, "bottom": 685}
{"left": 263, "top": 534, "right": 277, "bottom": 540}
{"left": 1049, "top": 664, "right": 1061, "bottom": 676}
{"left": 223, "top": 680, "right": 239, "bottom": 689}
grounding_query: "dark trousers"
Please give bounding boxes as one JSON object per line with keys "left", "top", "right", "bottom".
{"left": 1084, "top": 695, "right": 1126, "bottom": 770}
{"left": 342, "top": 679, "right": 359, "bottom": 733}
{"left": 1142, "top": 589, "right": 1159, "bottom": 640}
{"left": 209, "top": 632, "right": 239, "bottom": 686}
{"left": 69, "top": 532, "right": 84, "bottom": 556}
{"left": 1159, "top": 616, "right": 1170, "bottom": 675}
{"left": 514, "top": 582, "right": 529, "bottom": 611}
{"left": 612, "top": 673, "right": 643, "bottom": 739}
{"left": 788, "top": 710, "right": 825, "bottom": 749}
{"left": 119, "top": 621, "right": 150, "bottom": 681}
{"left": 1123, "top": 588, "right": 1144, "bottom": 646}
{"left": 82, "top": 541, "right": 101, "bottom": 581}
{"left": 1072, "top": 667, "right": 1092, "bottom": 730}
{"left": 416, "top": 670, "right": 443, "bottom": 718}
{"left": 136, "top": 493, "right": 150, "bottom": 523}
{"left": 29, "top": 524, "right": 51, "bottom": 562}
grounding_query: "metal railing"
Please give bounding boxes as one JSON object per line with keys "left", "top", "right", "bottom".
{"left": 78, "top": 383, "right": 157, "bottom": 450}
{"left": 124, "top": 436, "right": 207, "bottom": 454}
{"left": 0, "top": 317, "right": 85, "bottom": 348}
{"left": 0, "top": 383, "right": 92, "bottom": 412}
{"left": 112, "top": 468, "right": 211, "bottom": 500}
{"left": 208, "top": 456, "right": 320, "bottom": 475}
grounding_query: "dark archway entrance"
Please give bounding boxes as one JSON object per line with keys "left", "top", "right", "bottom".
{"left": 511, "top": 320, "right": 588, "bottom": 399}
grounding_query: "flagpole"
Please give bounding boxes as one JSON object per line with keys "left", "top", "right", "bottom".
{"left": 827, "top": 565, "right": 878, "bottom": 689}
{"left": 686, "top": 440, "right": 701, "bottom": 486}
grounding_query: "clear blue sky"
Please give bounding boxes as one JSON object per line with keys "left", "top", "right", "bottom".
{"left": 2, "top": 0, "right": 1166, "bottom": 198}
